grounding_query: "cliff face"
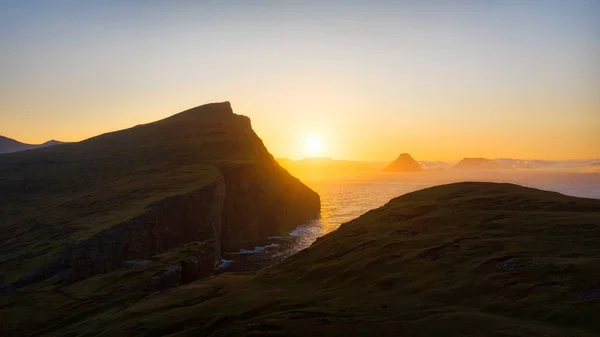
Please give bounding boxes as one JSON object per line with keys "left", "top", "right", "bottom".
{"left": 0, "top": 101, "right": 320, "bottom": 291}
{"left": 61, "top": 176, "right": 226, "bottom": 285}
{"left": 220, "top": 163, "right": 320, "bottom": 251}
{"left": 12, "top": 175, "right": 226, "bottom": 289}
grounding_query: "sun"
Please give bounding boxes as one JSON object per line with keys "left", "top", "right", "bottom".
{"left": 305, "top": 136, "right": 323, "bottom": 155}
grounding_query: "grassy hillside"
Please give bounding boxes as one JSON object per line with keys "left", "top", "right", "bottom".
{"left": 34, "top": 182, "right": 600, "bottom": 337}
{"left": 0, "top": 103, "right": 231, "bottom": 286}
{"left": 0, "top": 101, "right": 319, "bottom": 287}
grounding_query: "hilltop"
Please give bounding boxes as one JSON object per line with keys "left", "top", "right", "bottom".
{"left": 0, "top": 102, "right": 320, "bottom": 331}
{"left": 0, "top": 136, "right": 64, "bottom": 154}
{"left": 4, "top": 182, "right": 599, "bottom": 336}
{"left": 383, "top": 153, "right": 423, "bottom": 172}
{"left": 0, "top": 101, "right": 320, "bottom": 286}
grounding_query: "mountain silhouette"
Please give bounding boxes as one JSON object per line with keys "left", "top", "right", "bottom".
{"left": 0, "top": 135, "right": 64, "bottom": 154}
{"left": 383, "top": 153, "right": 423, "bottom": 172}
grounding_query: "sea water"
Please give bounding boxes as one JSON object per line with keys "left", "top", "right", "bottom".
{"left": 221, "top": 170, "right": 600, "bottom": 271}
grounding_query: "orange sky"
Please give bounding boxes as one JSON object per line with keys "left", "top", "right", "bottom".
{"left": 1, "top": 2, "right": 599, "bottom": 161}
{"left": 2, "top": 96, "right": 598, "bottom": 162}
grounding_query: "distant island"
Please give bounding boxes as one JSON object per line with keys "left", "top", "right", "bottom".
{"left": 383, "top": 153, "right": 423, "bottom": 172}
{"left": 453, "top": 157, "right": 503, "bottom": 170}
{"left": 0, "top": 135, "right": 64, "bottom": 154}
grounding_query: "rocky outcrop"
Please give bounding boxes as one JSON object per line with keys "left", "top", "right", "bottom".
{"left": 147, "top": 264, "right": 183, "bottom": 293}
{"left": 147, "top": 240, "right": 220, "bottom": 293}
{"left": 383, "top": 153, "right": 423, "bottom": 172}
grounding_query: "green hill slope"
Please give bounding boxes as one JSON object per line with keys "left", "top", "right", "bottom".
{"left": 0, "top": 102, "right": 320, "bottom": 329}
{"left": 32, "top": 182, "right": 600, "bottom": 337}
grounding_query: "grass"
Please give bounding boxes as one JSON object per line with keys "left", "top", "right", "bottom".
{"left": 0, "top": 240, "right": 214, "bottom": 335}
{"left": 1, "top": 101, "right": 321, "bottom": 336}
{"left": 0, "top": 101, "right": 289, "bottom": 286}
{"left": 7, "top": 182, "right": 598, "bottom": 336}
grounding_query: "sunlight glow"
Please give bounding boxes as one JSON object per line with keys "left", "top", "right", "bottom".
{"left": 305, "top": 136, "right": 323, "bottom": 156}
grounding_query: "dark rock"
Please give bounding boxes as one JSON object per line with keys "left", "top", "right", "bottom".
{"left": 497, "top": 258, "right": 523, "bottom": 271}
{"left": 123, "top": 260, "right": 154, "bottom": 269}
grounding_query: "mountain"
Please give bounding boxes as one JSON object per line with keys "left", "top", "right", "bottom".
{"left": 0, "top": 136, "right": 64, "bottom": 154}
{"left": 0, "top": 102, "right": 319, "bottom": 314}
{"left": 13, "top": 182, "right": 600, "bottom": 336}
{"left": 383, "top": 153, "right": 423, "bottom": 172}
{"left": 453, "top": 157, "right": 504, "bottom": 170}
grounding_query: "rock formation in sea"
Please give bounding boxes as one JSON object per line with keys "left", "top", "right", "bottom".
{"left": 383, "top": 153, "right": 423, "bottom": 172}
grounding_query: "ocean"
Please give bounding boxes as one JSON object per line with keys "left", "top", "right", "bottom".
{"left": 220, "top": 170, "right": 600, "bottom": 271}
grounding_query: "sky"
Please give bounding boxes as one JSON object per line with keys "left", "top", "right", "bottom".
{"left": 1, "top": 0, "right": 599, "bottom": 161}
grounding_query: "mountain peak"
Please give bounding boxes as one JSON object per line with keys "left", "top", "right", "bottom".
{"left": 0, "top": 136, "right": 62, "bottom": 154}
{"left": 192, "top": 101, "right": 231, "bottom": 111}
{"left": 384, "top": 153, "right": 423, "bottom": 172}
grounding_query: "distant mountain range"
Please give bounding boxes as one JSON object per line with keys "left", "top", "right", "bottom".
{"left": 0, "top": 136, "right": 64, "bottom": 154}
{"left": 279, "top": 155, "right": 600, "bottom": 177}
{"left": 383, "top": 154, "right": 503, "bottom": 172}
{"left": 385, "top": 154, "right": 600, "bottom": 172}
